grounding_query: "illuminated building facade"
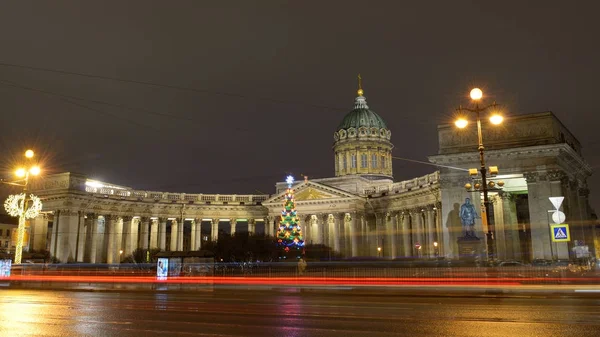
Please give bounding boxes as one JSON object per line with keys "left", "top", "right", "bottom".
{"left": 26, "top": 88, "right": 597, "bottom": 263}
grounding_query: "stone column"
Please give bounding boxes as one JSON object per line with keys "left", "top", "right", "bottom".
{"left": 150, "top": 218, "right": 159, "bottom": 249}
{"left": 411, "top": 210, "right": 424, "bottom": 258}
{"left": 348, "top": 213, "right": 358, "bottom": 257}
{"left": 332, "top": 213, "right": 341, "bottom": 253}
{"left": 159, "top": 218, "right": 167, "bottom": 250}
{"left": 87, "top": 214, "right": 98, "bottom": 263}
{"left": 387, "top": 212, "right": 397, "bottom": 259}
{"left": 122, "top": 216, "right": 133, "bottom": 256}
{"left": 248, "top": 219, "right": 256, "bottom": 235}
{"left": 106, "top": 215, "right": 117, "bottom": 264}
{"left": 211, "top": 219, "right": 219, "bottom": 241}
{"left": 524, "top": 172, "right": 557, "bottom": 260}
{"left": 55, "top": 210, "right": 79, "bottom": 263}
{"left": 322, "top": 214, "right": 330, "bottom": 247}
{"left": 499, "top": 192, "right": 520, "bottom": 260}
{"left": 426, "top": 206, "right": 436, "bottom": 258}
{"left": 435, "top": 204, "right": 443, "bottom": 258}
{"left": 170, "top": 219, "right": 178, "bottom": 251}
{"left": 138, "top": 217, "right": 149, "bottom": 250}
{"left": 230, "top": 218, "right": 237, "bottom": 236}
{"left": 75, "top": 212, "right": 86, "bottom": 262}
{"left": 190, "top": 219, "right": 197, "bottom": 251}
{"left": 176, "top": 218, "right": 184, "bottom": 251}
{"left": 49, "top": 211, "right": 59, "bottom": 259}
{"left": 492, "top": 196, "right": 508, "bottom": 261}
{"left": 401, "top": 212, "right": 411, "bottom": 257}
{"left": 32, "top": 214, "right": 48, "bottom": 252}
{"left": 115, "top": 217, "right": 124, "bottom": 263}
{"left": 194, "top": 218, "right": 202, "bottom": 250}
{"left": 130, "top": 217, "right": 139, "bottom": 253}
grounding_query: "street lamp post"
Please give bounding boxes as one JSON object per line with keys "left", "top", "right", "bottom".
{"left": 455, "top": 88, "right": 504, "bottom": 262}
{"left": 2, "top": 150, "right": 42, "bottom": 264}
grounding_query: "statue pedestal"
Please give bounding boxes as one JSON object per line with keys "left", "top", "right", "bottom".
{"left": 457, "top": 236, "right": 481, "bottom": 263}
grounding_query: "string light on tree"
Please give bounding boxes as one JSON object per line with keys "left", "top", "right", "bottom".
{"left": 276, "top": 175, "right": 304, "bottom": 259}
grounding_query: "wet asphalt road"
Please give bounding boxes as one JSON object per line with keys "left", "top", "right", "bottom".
{"left": 1, "top": 288, "right": 599, "bottom": 337}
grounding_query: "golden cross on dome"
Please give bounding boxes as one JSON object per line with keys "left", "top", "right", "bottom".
{"left": 357, "top": 74, "right": 363, "bottom": 96}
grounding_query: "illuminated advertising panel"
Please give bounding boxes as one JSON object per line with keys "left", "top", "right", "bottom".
{"left": 156, "top": 258, "right": 168, "bottom": 279}
{"left": 0, "top": 260, "right": 11, "bottom": 277}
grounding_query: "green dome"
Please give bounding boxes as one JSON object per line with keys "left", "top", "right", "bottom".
{"left": 337, "top": 95, "right": 388, "bottom": 130}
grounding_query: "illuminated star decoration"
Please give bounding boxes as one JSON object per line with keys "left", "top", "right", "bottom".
{"left": 285, "top": 175, "right": 295, "bottom": 188}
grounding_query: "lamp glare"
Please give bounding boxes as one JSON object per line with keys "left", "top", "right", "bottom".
{"left": 470, "top": 88, "right": 483, "bottom": 100}
{"left": 25, "top": 150, "right": 34, "bottom": 158}
{"left": 15, "top": 168, "right": 26, "bottom": 178}
{"left": 490, "top": 114, "right": 503, "bottom": 125}
{"left": 30, "top": 166, "right": 41, "bottom": 175}
{"left": 455, "top": 118, "right": 468, "bottom": 128}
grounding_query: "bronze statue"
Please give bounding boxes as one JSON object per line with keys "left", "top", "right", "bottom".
{"left": 459, "top": 197, "right": 479, "bottom": 238}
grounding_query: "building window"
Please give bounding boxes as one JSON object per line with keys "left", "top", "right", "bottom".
{"left": 381, "top": 156, "right": 386, "bottom": 169}
{"left": 5, "top": 229, "right": 9, "bottom": 238}
{"left": 361, "top": 154, "right": 367, "bottom": 168}
{"left": 371, "top": 154, "right": 377, "bottom": 168}
{"left": 351, "top": 154, "right": 357, "bottom": 168}
{"left": 0, "top": 229, "right": 3, "bottom": 236}
{"left": 3, "top": 241, "right": 7, "bottom": 248}
{"left": 343, "top": 155, "right": 347, "bottom": 170}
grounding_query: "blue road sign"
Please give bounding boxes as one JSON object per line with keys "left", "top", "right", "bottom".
{"left": 551, "top": 224, "right": 570, "bottom": 242}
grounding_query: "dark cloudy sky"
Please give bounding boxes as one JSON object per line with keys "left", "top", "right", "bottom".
{"left": 0, "top": 1, "right": 599, "bottom": 209}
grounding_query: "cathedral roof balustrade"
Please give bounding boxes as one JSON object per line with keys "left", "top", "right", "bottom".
{"left": 87, "top": 188, "right": 270, "bottom": 205}
{"left": 30, "top": 172, "right": 269, "bottom": 206}
{"left": 363, "top": 172, "right": 440, "bottom": 196}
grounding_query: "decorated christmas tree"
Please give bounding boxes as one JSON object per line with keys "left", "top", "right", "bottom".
{"left": 276, "top": 175, "right": 305, "bottom": 259}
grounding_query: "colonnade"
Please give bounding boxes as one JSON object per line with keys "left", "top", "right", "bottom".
{"left": 43, "top": 212, "right": 268, "bottom": 263}
{"left": 272, "top": 205, "right": 442, "bottom": 259}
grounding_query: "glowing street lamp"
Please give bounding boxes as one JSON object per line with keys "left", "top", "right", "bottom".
{"left": 3, "top": 150, "right": 42, "bottom": 264}
{"left": 454, "top": 89, "right": 504, "bottom": 262}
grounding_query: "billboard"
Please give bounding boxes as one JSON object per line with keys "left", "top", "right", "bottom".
{"left": 0, "top": 260, "right": 11, "bottom": 277}
{"left": 157, "top": 258, "right": 168, "bottom": 279}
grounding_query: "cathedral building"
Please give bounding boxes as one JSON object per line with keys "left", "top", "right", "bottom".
{"left": 26, "top": 85, "right": 598, "bottom": 264}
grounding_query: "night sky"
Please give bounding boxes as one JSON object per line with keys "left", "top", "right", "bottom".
{"left": 0, "top": 1, "right": 599, "bottom": 210}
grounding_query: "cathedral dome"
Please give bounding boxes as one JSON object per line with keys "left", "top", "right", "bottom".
{"left": 333, "top": 93, "right": 391, "bottom": 142}
{"left": 332, "top": 79, "right": 393, "bottom": 179}
{"left": 337, "top": 96, "right": 388, "bottom": 131}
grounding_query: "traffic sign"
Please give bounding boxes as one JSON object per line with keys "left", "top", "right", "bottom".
{"left": 551, "top": 224, "right": 570, "bottom": 242}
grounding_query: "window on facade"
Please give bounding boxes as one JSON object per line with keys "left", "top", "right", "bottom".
{"left": 343, "top": 156, "right": 347, "bottom": 170}
{"left": 0, "top": 229, "right": 3, "bottom": 236}
{"left": 381, "top": 156, "right": 386, "bottom": 168}
{"left": 371, "top": 154, "right": 377, "bottom": 168}
{"left": 5, "top": 229, "right": 9, "bottom": 238}
{"left": 361, "top": 154, "right": 367, "bottom": 168}
{"left": 3, "top": 241, "right": 7, "bottom": 248}
{"left": 351, "top": 154, "right": 357, "bottom": 168}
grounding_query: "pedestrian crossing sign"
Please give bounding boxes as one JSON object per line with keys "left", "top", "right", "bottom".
{"left": 551, "top": 224, "right": 570, "bottom": 242}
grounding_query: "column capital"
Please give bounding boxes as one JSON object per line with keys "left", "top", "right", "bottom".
{"left": 229, "top": 218, "right": 236, "bottom": 223}
{"left": 547, "top": 169, "right": 566, "bottom": 181}
{"left": 106, "top": 214, "right": 119, "bottom": 221}
{"left": 122, "top": 216, "right": 133, "bottom": 222}
{"left": 523, "top": 171, "right": 539, "bottom": 183}
{"left": 212, "top": 218, "right": 219, "bottom": 224}
{"left": 248, "top": 218, "right": 256, "bottom": 224}
{"left": 140, "top": 216, "right": 150, "bottom": 223}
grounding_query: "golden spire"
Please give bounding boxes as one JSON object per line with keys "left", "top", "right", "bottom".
{"left": 357, "top": 73, "right": 364, "bottom": 96}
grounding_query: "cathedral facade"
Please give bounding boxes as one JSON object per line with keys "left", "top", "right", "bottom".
{"left": 25, "top": 88, "right": 598, "bottom": 264}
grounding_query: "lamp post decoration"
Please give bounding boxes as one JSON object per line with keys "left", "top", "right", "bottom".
{"left": 2, "top": 149, "right": 42, "bottom": 265}
{"left": 455, "top": 88, "right": 504, "bottom": 262}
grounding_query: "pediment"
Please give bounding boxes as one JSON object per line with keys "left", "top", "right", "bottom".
{"left": 262, "top": 181, "right": 360, "bottom": 205}
{"left": 295, "top": 187, "right": 337, "bottom": 201}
